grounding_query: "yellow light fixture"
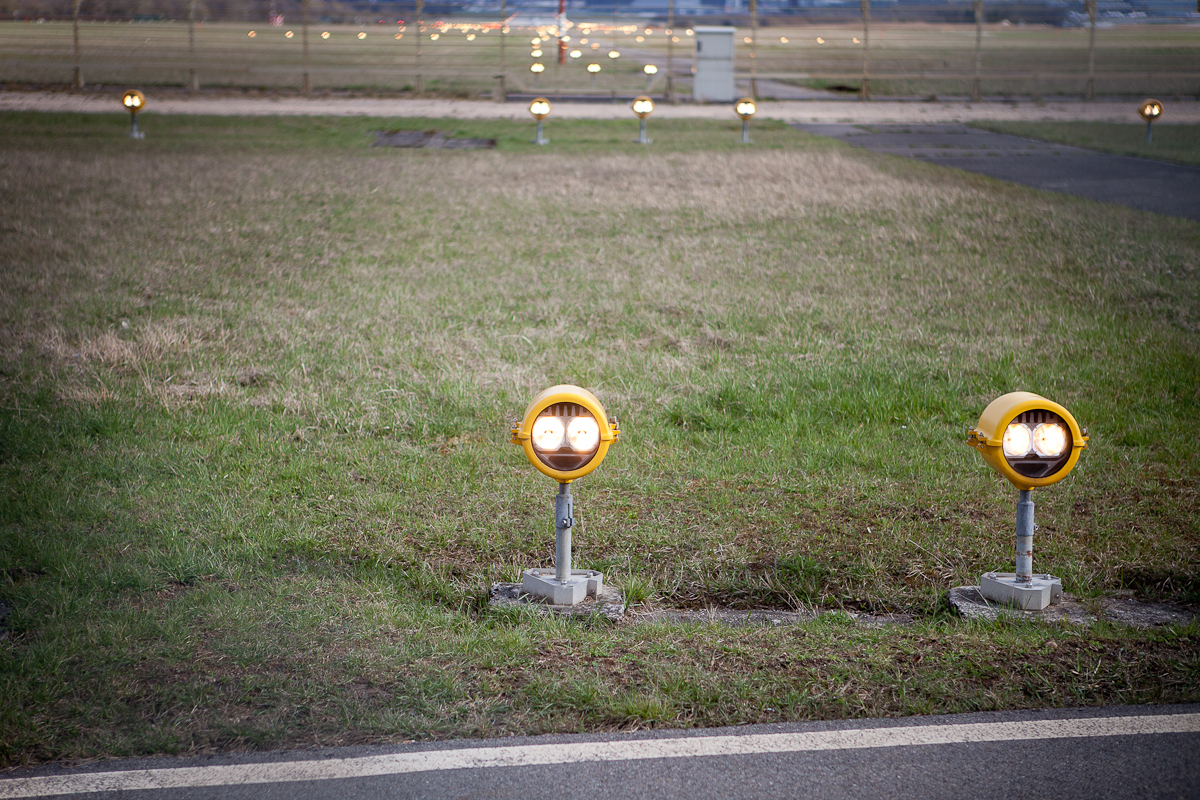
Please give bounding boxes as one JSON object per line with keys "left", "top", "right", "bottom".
{"left": 247, "top": 30, "right": 256, "bottom": 37}
{"left": 1138, "top": 98, "right": 1163, "bottom": 122}
{"left": 967, "top": 392, "right": 1087, "bottom": 491}
{"left": 531, "top": 48, "right": 543, "bottom": 57}
{"left": 608, "top": 50, "right": 620, "bottom": 58}
{"left": 735, "top": 96, "right": 756, "bottom": 119}
{"left": 321, "top": 30, "right": 330, "bottom": 38}
{"left": 631, "top": 95, "right": 654, "bottom": 118}
{"left": 357, "top": 32, "right": 366, "bottom": 39}
{"left": 530, "top": 62, "right": 545, "bottom": 73}
{"left": 121, "top": 89, "right": 146, "bottom": 139}
{"left": 569, "top": 49, "right": 582, "bottom": 58}
{"left": 510, "top": 385, "right": 619, "bottom": 483}
{"left": 643, "top": 64, "right": 658, "bottom": 75}
{"left": 586, "top": 62, "right": 601, "bottom": 73}
{"left": 529, "top": 97, "right": 551, "bottom": 119}
{"left": 284, "top": 30, "right": 293, "bottom": 38}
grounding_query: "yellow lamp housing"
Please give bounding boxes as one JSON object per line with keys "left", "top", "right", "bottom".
{"left": 735, "top": 97, "right": 757, "bottom": 120}
{"left": 967, "top": 391, "right": 1087, "bottom": 490}
{"left": 529, "top": 97, "right": 551, "bottom": 119}
{"left": 1138, "top": 98, "right": 1163, "bottom": 123}
{"left": 510, "top": 385, "right": 620, "bottom": 483}
{"left": 631, "top": 96, "right": 655, "bottom": 118}
{"left": 122, "top": 89, "right": 146, "bottom": 114}
{"left": 586, "top": 62, "right": 601, "bottom": 73}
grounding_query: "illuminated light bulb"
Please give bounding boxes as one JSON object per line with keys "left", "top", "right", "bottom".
{"left": 586, "top": 62, "right": 601, "bottom": 73}
{"left": 394, "top": 33, "right": 402, "bottom": 39}
{"left": 284, "top": 30, "right": 293, "bottom": 38}
{"left": 1032, "top": 423, "right": 1068, "bottom": 458}
{"left": 672, "top": 36, "right": 679, "bottom": 42}
{"left": 357, "top": 32, "right": 366, "bottom": 39}
{"left": 531, "top": 49, "right": 543, "bottom": 57}
{"left": 247, "top": 30, "right": 256, "bottom": 37}
{"left": 569, "top": 49, "right": 582, "bottom": 58}
{"left": 644, "top": 64, "right": 658, "bottom": 74}
{"left": 321, "top": 30, "right": 330, "bottom": 38}
{"left": 466, "top": 33, "right": 475, "bottom": 40}
{"left": 743, "top": 36, "right": 751, "bottom": 43}
{"left": 430, "top": 33, "right": 439, "bottom": 39}
{"left": 736, "top": 98, "right": 756, "bottom": 118}
{"left": 816, "top": 37, "right": 825, "bottom": 43}
{"left": 685, "top": 28, "right": 694, "bottom": 35}
{"left": 531, "top": 37, "right": 540, "bottom": 44}
{"left": 780, "top": 36, "right": 788, "bottom": 43}
{"left": 530, "top": 62, "right": 545, "bottom": 73}
{"left": 529, "top": 98, "right": 551, "bottom": 118}
{"left": 580, "top": 38, "right": 588, "bottom": 43}
{"left": 644, "top": 27, "right": 652, "bottom": 34}
{"left": 1002, "top": 423, "right": 1033, "bottom": 458}
{"left": 567, "top": 417, "right": 600, "bottom": 452}
{"left": 632, "top": 96, "right": 654, "bottom": 116}
{"left": 591, "top": 42, "right": 599, "bottom": 49}
{"left": 608, "top": 50, "right": 619, "bottom": 58}
{"left": 531, "top": 416, "right": 565, "bottom": 451}
{"left": 636, "top": 36, "right": 644, "bottom": 42}
{"left": 562, "top": 35, "right": 570, "bottom": 42}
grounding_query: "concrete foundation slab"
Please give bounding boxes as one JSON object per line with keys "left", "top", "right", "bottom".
{"left": 489, "top": 582, "right": 626, "bottom": 622}
{"left": 980, "top": 572, "right": 1063, "bottom": 611}
{"left": 521, "top": 569, "right": 604, "bottom": 606}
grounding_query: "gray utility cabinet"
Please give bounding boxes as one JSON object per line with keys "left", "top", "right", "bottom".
{"left": 692, "top": 26, "right": 736, "bottom": 103}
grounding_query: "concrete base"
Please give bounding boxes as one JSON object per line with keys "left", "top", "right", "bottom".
{"left": 979, "top": 572, "right": 1063, "bottom": 611}
{"left": 521, "top": 568, "right": 604, "bottom": 606}
{"left": 489, "top": 582, "right": 626, "bottom": 622}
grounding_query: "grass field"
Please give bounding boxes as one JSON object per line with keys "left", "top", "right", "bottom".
{"left": 2, "top": 20, "right": 1198, "bottom": 98}
{"left": 1, "top": 111, "right": 1199, "bottom": 767}
{"left": 972, "top": 120, "right": 1200, "bottom": 167}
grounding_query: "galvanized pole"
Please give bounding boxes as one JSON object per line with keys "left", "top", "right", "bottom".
{"left": 1085, "top": 0, "right": 1096, "bottom": 101}
{"left": 666, "top": 0, "right": 675, "bottom": 102}
{"left": 971, "top": 0, "right": 982, "bottom": 102}
{"left": 554, "top": 482, "right": 574, "bottom": 582}
{"left": 859, "top": 0, "right": 870, "bottom": 100}
{"left": 749, "top": 0, "right": 757, "bottom": 100}
{"left": 301, "top": 0, "right": 310, "bottom": 94}
{"left": 188, "top": 0, "right": 199, "bottom": 92}
{"left": 1014, "top": 489, "right": 1035, "bottom": 583}
{"left": 72, "top": 0, "right": 82, "bottom": 88}
{"left": 495, "top": 0, "right": 506, "bottom": 102}
{"left": 415, "top": 0, "right": 424, "bottom": 94}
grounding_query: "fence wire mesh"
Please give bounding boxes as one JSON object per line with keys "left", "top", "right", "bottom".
{"left": 2, "top": 0, "right": 1198, "bottom": 99}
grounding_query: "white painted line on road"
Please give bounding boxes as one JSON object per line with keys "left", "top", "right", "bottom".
{"left": 3, "top": 712, "right": 1199, "bottom": 798}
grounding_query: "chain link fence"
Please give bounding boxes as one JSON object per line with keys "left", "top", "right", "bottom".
{"left": 2, "top": 0, "right": 1198, "bottom": 99}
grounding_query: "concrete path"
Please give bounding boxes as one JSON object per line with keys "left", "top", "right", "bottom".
{"left": 2, "top": 705, "right": 1198, "bottom": 799}
{"left": 793, "top": 122, "right": 1200, "bottom": 222}
{"left": 2, "top": 90, "right": 1198, "bottom": 125}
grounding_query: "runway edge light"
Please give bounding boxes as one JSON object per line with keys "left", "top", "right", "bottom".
{"left": 967, "top": 391, "right": 1088, "bottom": 611}
{"left": 509, "top": 385, "right": 620, "bottom": 605}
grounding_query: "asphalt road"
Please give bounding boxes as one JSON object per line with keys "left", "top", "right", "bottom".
{"left": 792, "top": 123, "right": 1200, "bottom": 223}
{"left": 4, "top": 705, "right": 1198, "bottom": 800}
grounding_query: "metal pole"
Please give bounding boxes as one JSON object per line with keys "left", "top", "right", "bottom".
{"left": 1085, "top": 0, "right": 1096, "bottom": 101}
{"left": 666, "top": 0, "right": 675, "bottom": 102}
{"left": 741, "top": 118, "right": 750, "bottom": 143}
{"left": 637, "top": 117, "right": 649, "bottom": 143}
{"left": 1015, "top": 489, "right": 1034, "bottom": 583}
{"left": 971, "top": 0, "right": 982, "bottom": 102}
{"left": 860, "top": 0, "right": 870, "bottom": 100}
{"left": 554, "top": 482, "right": 574, "bottom": 582}
{"left": 1146, "top": 120, "right": 1153, "bottom": 144}
{"left": 749, "top": 0, "right": 757, "bottom": 100}
{"left": 72, "top": 0, "right": 82, "bottom": 88}
{"left": 186, "top": 0, "right": 198, "bottom": 92}
{"left": 301, "top": 0, "right": 310, "bottom": 94}
{"left": 495, "top": 0, "right": 506, "bottom": 102}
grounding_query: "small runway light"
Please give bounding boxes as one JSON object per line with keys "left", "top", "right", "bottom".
{"left": 510, "top": 386, "right": 620, "bottom": 605}
{"left": 531, "top": 48, "right": 543, "bottom": 57}
{"left": 586, "top": 61, "right": 601, "bottom": 73}
{"left": 121, "top": 89, "right": 145, "bottom": 139}
{"left": 608, "top": 50, "right": 620, "bottom": 59}
{"left": 1139, "top": 98, "right": 1163, "bottom": 144}
{"left": 570, "top": 49, "right": 581, "bottom": 58}
{"left": 967, "top": 392, "right": 1088, "bottom": 611}
{"left": 643, "top": 63, "right": 658, "bottom": 74}
{"left": 735, "top": 96, "right": 756, "bottom": 143}
{"left": 284, "top": 30, "right": 293, "bottom": 38}
{"left": 631, "top": 95, "right": 654, "bottom": 144}
{"left": 530, "top": 62, "right": 545, "bottom": 73}
{"left": 321, "top": 30, "right": 330, "bottom": 38}
{"left": 529, "top": 97, "right": 551, "bottom": 145}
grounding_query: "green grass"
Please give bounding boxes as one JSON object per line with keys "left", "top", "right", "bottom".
{"left": 970, "top": 121, "right": 1200, "bottom": 167}
{"left": 1, "top": 111, "right": 1198, "bottom": 767}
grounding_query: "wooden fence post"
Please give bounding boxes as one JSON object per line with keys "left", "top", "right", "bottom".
{"left": 1085, "top": 0, "right": 1096, "bottom": 101}
{"left": 72, "top": 0, "right": 82, "bottom": 88}
{"left": 860, "top": 0, "right": 870, "bottom": 100}
{"left": 971, "top": 0, "right": 982, "bottom": 101}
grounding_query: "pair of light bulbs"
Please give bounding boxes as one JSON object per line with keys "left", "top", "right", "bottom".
{"left": 532, "top": 414, "right": 601, "bottom": 453}
{"left": 1002, "top": 422, "right": 1067, "bottom": 459}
